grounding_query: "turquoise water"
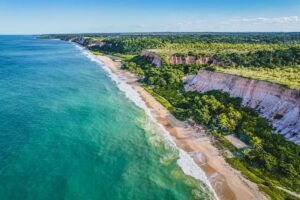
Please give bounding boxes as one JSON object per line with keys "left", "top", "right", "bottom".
{"left": 0, "top": 36, "right": 213, "bottom": 200}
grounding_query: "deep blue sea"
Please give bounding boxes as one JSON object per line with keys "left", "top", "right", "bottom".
{"left": 0, "top": 36, "right": 214, "bottom": 200}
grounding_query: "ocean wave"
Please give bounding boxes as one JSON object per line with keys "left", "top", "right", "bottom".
{"left": 74, "top": 43, "right": 218, "bottom": 200}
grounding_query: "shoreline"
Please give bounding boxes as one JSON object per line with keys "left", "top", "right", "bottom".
{"left": 85, "top": 50, "right": 267, "bottom": 200}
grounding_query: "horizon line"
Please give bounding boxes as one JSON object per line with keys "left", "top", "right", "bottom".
{"left": 1, "top": 31, "right": 300, "bottom": 36}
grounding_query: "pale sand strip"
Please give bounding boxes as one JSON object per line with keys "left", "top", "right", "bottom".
{"left": 96, "top": 55, "right": 267, "bottom": 200}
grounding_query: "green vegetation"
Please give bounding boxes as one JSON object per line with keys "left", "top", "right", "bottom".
{"left": 159, "top": 42, "right": 300, "bottom": 90}
{"left": 159, "top": 42, "right": 300, "bottom": 55}
{"left": 90, "top": 37, "right": 166, "bottom": 54}
{"left": 142, "top": 86, "right": 174, "bottom": 111}
{"left": 166, "top": 45, "right": 300, "bottom": 71}
{"left": 41, "top": 32, "right": 300, "bottom": 44}
{"left": 42, "top": 33, "right": 300, "bottom": 88}
{"left": 47, "top": 33, "right": 300, "bottom": 199}
{"left": 227, "top": 158, "right": 299, "bottom": 200}
{"left": 216, "top": 66, "right": 300, "bottom": 90}
{"left": 90, "top": 50, "right": 102, "bottom": 55}
{"left": 122, "top": 55, "right": 300, "bottom": 199}
{"left": 68, "top": 33, "right": 300, "bottom": 90}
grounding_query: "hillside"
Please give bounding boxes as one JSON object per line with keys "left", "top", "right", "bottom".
{"left": 66, "top": 33, "right": 300, "bottom": 90}
{"left": 42, "top": 33, "right": 300, "bottom": 200}
{"left": 184, "top": 70, "right": 300, "bottom": 144}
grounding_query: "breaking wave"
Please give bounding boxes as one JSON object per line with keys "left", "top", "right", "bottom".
{"left": 74, "top": 43, "right": 218, "bottom": 200}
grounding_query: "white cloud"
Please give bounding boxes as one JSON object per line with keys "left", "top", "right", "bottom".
{"left": 273, "top": 16, "right": 300, "bottom": 23}
{"left": 231, "top": 16, "right": 300, "bottom": 24}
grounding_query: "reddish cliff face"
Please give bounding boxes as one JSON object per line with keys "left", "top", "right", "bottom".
{"left": 184, "top": 70, "right": 300, "bottom": 145}
{"left": 168, "top": 56, "right": 221, "bottom": 65}
{"left": 140, "top": 51, "right": 221, "bottom": 67}
{"left": 140, "top": 50, "right": 162, "bottom": 67}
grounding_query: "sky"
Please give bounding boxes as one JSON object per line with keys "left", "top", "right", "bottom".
{"left": 0, "top": 0, "right": 300, "bottom": 34}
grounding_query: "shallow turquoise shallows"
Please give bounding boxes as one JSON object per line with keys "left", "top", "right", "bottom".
{"left": 0, "top": 36, "right": 213, "bottom": 200}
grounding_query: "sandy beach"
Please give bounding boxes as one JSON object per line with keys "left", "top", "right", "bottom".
{"left": 96, "top": 54, "right": 267, "bottom": 200}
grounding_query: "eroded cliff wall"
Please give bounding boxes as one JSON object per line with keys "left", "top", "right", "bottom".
{"left": 168, "top": 56, "right": 221, "bottom": 66}
{"left": 184, "top": 70, "right": 300, "bottom": 145}
{"left": 140, "top": 50, "right": 221, "bottom": 67}
{"left": 140, "top": 50, "right": 162, "bottom": 67}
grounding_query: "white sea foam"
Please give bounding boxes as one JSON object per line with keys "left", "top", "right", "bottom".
{"left": 74, "top": 43, "right": 219, "bottom": 200}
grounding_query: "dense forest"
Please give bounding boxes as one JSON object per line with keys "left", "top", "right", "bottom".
{"left": 41, "top": 33, "right": 300, "bottom": 68}
{"left": 41, "top": 32, "right": 300, "bottom": 44}
{"left": 122, "top": 55, "right": 300, "bottom": 200}
{"left": 80, "top": 34, "right": 300, "bottom": 90}
{"left": 168, "top": 45, "right": 300, "bottom": 68}
{"left": 41, "top": 33, "right": 300, "bottom": 199}
{"left": 88, "top": 36, "right": 300, "bottom": 69}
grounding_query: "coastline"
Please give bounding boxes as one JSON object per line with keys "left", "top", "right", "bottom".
{"left": 83, "top": 49, "right": 267, "bottom": 200}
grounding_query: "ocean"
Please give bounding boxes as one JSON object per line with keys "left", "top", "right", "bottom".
{"left": 0, "top": 35, "right": 214, "bottom": 200}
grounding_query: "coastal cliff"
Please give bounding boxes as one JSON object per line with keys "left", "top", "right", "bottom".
{"left": 141, "top": 50, "right": 221, "bottom": 67}
{"left": 184, "top": 70, "right": 300, "bottom": 145}
{"left": 140, "top": 50, "right": 162, "bottom": 67}
{"left": 168, "top": 55, "right": 221, "bottom": 66}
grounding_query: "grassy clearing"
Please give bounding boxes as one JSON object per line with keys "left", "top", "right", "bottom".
{"left": 142, "top": 86, "right": 174, "bottom": 112}
{"left": 90, "top": 50, "right": 103, "bottom": 55}
{"left": 155, "top": 43, "right": 300, "bottom": 55}
{"left": 90, "top": 49, "right": 135, "bottom": 61}
{"left": 112, "top": 53, "right": 136, "bottom": 60}
{"left": 226, "top": 158, "right": 299, "bottom": 200}
{"left": 216, "top": 66, "right": 300, "bottom": 90}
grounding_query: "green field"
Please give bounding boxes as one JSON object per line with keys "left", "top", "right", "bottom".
{"left": 216, "top": 66, "right": 300, "bottom": 90}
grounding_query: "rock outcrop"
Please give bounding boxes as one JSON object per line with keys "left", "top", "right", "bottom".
{"left": 184, "top": 70, "right": 300, "bottom": 145}
{"left": 71, "top": 36, "right": 86, "bottom": 45}
{"left": 168, "top": 56, "right": 221, "bottom": 66}
{"left": 140, "top": 51, "right": 221, "bottom": 67}
{"left": 88, "top": 41, "right": 107, "bottom": 48}
{"left": 140, "top": 50, "right": 162, "bottom": 67}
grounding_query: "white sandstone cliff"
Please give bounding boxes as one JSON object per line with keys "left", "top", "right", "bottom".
{"left": 184, "top": 70, "right": 300, "bottom": 145}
